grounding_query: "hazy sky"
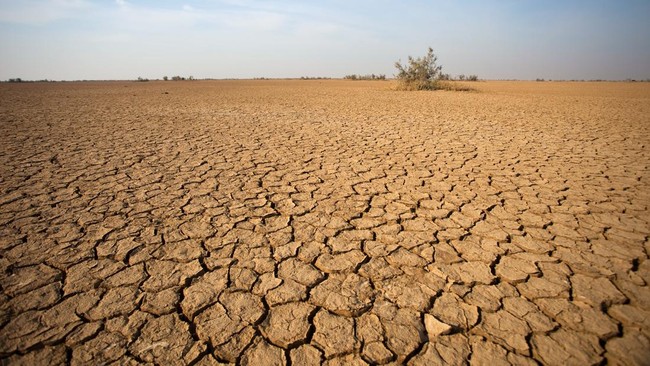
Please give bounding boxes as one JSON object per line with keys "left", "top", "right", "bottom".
{"left": 1, "top": 0, "right": 649, "bottom": 80}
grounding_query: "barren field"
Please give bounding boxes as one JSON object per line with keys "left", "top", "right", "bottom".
{"left": 0, "top": 80, "right": 649, "bottom": 365}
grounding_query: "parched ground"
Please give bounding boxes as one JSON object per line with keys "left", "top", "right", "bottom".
{"left": 0, "top": 80, "right": 649, "bottom": 365}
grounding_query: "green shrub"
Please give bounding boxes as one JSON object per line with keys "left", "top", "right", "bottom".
{"left": 394, "top": 47, "right": 444, "bottom": 90}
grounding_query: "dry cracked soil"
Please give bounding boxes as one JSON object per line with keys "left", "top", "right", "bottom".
{"left": 0, "top": 80, "right": 649, "bottom": 365}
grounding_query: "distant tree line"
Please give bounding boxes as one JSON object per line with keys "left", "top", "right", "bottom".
{"left": 344, "top": 74, "right": 387, "bottom": 80}
{"left": 6, "top": 78, "right": 52, "bottom": 83}
{"left": 457, "top": 74, "right": 479, "bottom": 81}
{"left": 162, "top": 76, "right": 195, "bottom": 81}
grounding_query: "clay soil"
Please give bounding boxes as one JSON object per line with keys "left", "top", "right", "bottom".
{"left": 0, "top": 80, "right": 649, "bottom": 365}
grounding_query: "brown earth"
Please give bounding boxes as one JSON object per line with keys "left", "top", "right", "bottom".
{"left": 0, "top": 79, "right": 649, "bottom": 365}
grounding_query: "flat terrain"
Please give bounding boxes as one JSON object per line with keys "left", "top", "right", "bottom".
{"left": 0, "top": 80, "right": 649, "bottom": 365}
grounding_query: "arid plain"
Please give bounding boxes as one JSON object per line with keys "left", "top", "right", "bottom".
{"left": 0, "top": 80, "right": 648, "bottom": 365}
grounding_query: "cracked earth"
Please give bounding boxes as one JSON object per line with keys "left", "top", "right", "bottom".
{"left": 0, "top": 80, "right": 649, "bottom": 365}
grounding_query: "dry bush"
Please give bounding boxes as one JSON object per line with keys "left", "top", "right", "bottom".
{"left": 437, "top": 81, "right": 475, "bottom": 92}
{"left": 394, "top": 47, "right": 443, "bottom": 90}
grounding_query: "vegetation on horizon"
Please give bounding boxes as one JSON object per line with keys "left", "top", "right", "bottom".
{"left": 5, "top": 78, "right": 52, "bottom": 83}
{"left": 457, "top": 74, "right": 479, "bottom": 81}
{"left": 344, "top": 74, "right": 386, "bottom": 81}
{"left": 168, "top": 75, "right": 195, "bottom": 81}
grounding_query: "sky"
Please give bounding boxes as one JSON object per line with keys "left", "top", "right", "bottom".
{"left": 0, "top": 0, "right": 649, "bottom": 80}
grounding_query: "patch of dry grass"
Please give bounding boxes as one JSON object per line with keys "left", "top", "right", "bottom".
{"left": 394, "top": 80, "right": 476, "bottom": 92}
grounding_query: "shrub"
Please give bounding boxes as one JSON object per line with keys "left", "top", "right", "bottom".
{"left": 163, "top": 76, "right": 168, "bottom": 81}
{"left": 394, "top": 47, "right": 444, "bottom": 90}
{"left": 467, "top": 75, "right": 479, "bottom": 81}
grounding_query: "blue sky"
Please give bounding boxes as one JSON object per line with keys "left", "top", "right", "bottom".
{"left": 0, "top": 0, "right": 648, "bottom": 80}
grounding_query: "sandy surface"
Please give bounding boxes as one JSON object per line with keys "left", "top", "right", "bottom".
{"left": 0, "top": 80, "right": 649, "bottom": 365}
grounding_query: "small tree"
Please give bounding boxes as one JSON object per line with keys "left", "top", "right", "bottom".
{"left": 394, "top": 47, "right": 443, "bottom": 90}
{"left": 163, "top": 76, "right": 168, "bottom": 81}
